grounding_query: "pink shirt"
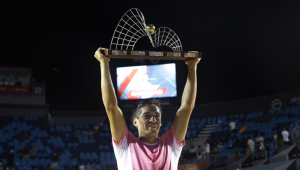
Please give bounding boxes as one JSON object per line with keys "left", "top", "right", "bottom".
{"left": 112, "top": 126, "right": 185, "bottom": 170}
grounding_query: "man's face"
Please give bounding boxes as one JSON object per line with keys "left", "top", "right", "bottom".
{"left": 133, "top": 104, "right": 161, "bottom": 136}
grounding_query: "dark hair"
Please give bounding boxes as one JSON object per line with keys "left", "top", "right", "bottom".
{"left": 132, "top": 99, "right": 162, "bottom": 118}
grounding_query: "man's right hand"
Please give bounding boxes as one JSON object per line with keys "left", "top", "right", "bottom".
{"left": 96, "top": 47, "right": 126, "bottom": 144}
{"left": 94, "top": 47, "right": 110, "bottom": 62}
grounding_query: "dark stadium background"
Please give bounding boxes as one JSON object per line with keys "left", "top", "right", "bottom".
{"left": 2, "top": 1, "right": 300, "bottom": 111}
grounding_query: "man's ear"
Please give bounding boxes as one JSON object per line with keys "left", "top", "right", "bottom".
{"left": 133, "top": 117, "right": 138, "bottom": 127}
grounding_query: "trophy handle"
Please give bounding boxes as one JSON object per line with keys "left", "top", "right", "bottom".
{"left": 100, "top": 49, "right": 201, "bottom": 60}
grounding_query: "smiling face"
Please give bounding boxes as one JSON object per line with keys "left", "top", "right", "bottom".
{"left": 133, "top": 104, "right": 161, "bottom": 137}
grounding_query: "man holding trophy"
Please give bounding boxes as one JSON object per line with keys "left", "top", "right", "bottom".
{"left": 94, "top": 47, "right": 200, "bottom": 170}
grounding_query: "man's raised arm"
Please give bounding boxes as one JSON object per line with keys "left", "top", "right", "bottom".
{"left": 173, "top": 58, "right": 200, "bottom": 143}
{"left": 94, "top": 48, "right": 126, "bottom": 144}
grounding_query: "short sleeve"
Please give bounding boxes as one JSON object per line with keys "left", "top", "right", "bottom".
{"left": 163, "top": 126, "right": 185, "bottom": 170}
{"left": 112, "top": 126, "right": 129, "bottom": 147}
{"left": 165, "top": 126, "right": 185, "bottom": 147}
{"left": 112, "top": 126, "right": 133, "bottom": 170}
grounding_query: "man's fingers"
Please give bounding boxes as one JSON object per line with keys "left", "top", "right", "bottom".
{"left": 94, "top": 47, "right": 110, "bottom": 62}
{"left": 98, "top": 47, "right": 109, "bottom": 51}
{"left": 95, "top": 47, "right": 108, "bottom": 54}
{"left": 185, "top": 58, "right": 201, "bottom": 66}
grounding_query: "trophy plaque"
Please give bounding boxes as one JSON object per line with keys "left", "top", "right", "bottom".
{"left": 103, "top": 8, "right": 202, "bottom": 60}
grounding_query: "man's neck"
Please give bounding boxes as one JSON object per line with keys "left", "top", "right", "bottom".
{"left": 139, "top": 135, "right": 158, "bottom": 144}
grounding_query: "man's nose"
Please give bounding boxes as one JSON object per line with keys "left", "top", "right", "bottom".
{"left": 150, "top": 116, "right": 156, "bottom": 122}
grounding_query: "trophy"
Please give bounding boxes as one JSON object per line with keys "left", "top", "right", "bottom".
{"left": 102, "top": 8, "right": 202, "bottom": 60}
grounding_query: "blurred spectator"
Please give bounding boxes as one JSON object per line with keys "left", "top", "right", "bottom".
{"left": 281, "top": 128, "right": 289, "bottom": 146}
{"left": 196, "top": 145, "right": 203, "bottom": 160}
{"left": 246, "top": 137, "right": 254, "bottom": 155}
{"left": 189, "top": 145, "right": 197, "bottom": 153}
{"left": 276, "top": 132, "right": 284, "bottom": 153}
{"left": 234, "top": 146, "right": 240, "bottom": 158}
{"left": 256, "top": 134, "right": 264, "bottom": 144}
{"left": 51, "top": 153, "right": 59, "bottom": 169}
{"left": 7, "top": 150, "right": 14, "bottom": 170}
{"left": 0, "top": 161, "right": 3, "bottom": 170}
{"left": 257, "top": 142, "right": 265, "bottom": 152}
{"left": 204, "top": 141, "right": 210, "bottom": 158}
{"left": 30, "top": 145, "right": 38, "bottom": 159}
{"left": 189, "top": 145, "right": 197, "bottom": 158}
{"left": 256, "top": 134, "right": 264, "bottom": 151}
{"left": 75, "top": 164, "right": 79, "bottom": 170}
{"left": 229, "top": 119, "right": 236, "bottom": 133}
{"left": 264, "top": 140, "right": 270, "bottom": 157}
{"left": 93, "top": 124, "right": 100, "bottom": 133}
{"left": 79, "top": 163, "right": 84, "bottom": 170}
{"left": 99, "top": 122, "right": 104, "bottom": 131}
{"left": 263, "top": 140, "right": 270, "bottom": 151}
{"left": 46, "top": 164, "right": 51, "bottom": 170}
{"left": 274, "top": 131, "right": 277, "bottom": 141}
{"left": 183, "top": 145, "right": 197, "bottom": 159}
{"left": 73, "top": 130, "right": 78, "bottom": 137}
{"left": 22, "top": 144, "right": 29, "bottom": 160}
{"left": 238, "top": 125, "right": 247, "bottom": 134}
{"left": 82, "top": 130, "right": 88, "bottom": 137}
{"left": 88, "top": 130, "right": 94, "bottom": 138}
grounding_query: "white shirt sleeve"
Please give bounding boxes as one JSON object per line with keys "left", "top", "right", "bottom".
{"left": 112, "top": 127, "right": 133, "bottom": 170}
{"left": 205, "top": 144, "right": 210, "bottom": 153}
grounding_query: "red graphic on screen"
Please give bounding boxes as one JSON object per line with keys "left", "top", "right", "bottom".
{"left": 117, "top": 69, "right": 138, "bottom": 98}
{"left": 125, "top": 87, "right": 168, "bottom": 100}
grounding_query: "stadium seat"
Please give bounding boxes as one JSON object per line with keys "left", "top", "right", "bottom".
{"left": 212, "top": 117, "right": 216, "bottom": 124}
{"left": 207, "top": 117, "right": 211, "bottom": 124}
{"left": 104, "top": 125, "right": 109, "bottom": 131}
{"left": 240, "top": 114, "right": 244, "bottom": 119}
{"left": 234, "top": 114, "right": 239, "bottom": 119}
{"left": 190, "top": 119, "right": 195, "bottom": 124}
{"left": 104, "top": 145, "right": 110, "bottom": 150}
{"left": 96, "top": 164, "right": 102, "bottom": 170}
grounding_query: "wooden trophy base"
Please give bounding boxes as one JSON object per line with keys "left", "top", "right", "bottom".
{"left": 102, "top": 49, "right": 202, "bottom": 60}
